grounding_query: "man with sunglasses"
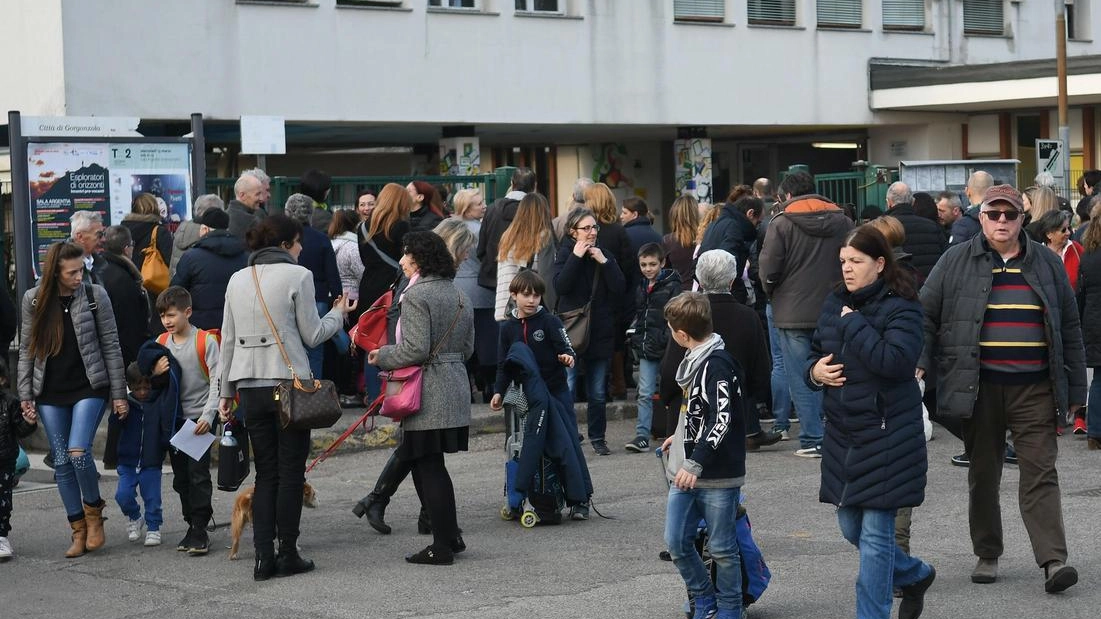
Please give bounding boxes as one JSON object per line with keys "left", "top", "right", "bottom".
{"left": 918, "top": 184, "right": 1085, "bottom": 594}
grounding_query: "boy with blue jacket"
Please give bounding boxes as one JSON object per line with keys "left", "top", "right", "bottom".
{"left": 661, "top": 292, "right": 747, "bottom": 619}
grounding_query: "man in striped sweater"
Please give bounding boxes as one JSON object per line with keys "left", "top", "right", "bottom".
{"left": 919, "top": 184, "right": 1086, "bottom": 595}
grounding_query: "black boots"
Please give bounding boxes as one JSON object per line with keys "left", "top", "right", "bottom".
{"left": 254, "top": 551, "right": 277, "bottom": 581}
{"left": 276, "top": 542, "right": 315, "bottom": 577}
{"left": 353, "top": 452, "right": 413, "bottom": 535}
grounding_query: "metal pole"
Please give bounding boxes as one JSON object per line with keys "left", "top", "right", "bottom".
{"left": 1057, "top": 1, "right": 1071, "bottom": 198}
{"left": 190, "top": 113, "right": 206, "bottom": 205}
{"left": 7, "top": 111, "right": 32, "bottom": 297}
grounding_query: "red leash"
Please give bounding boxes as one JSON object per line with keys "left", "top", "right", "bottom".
{"left": 306, "top": 394, "right": 385, "bottom": 473}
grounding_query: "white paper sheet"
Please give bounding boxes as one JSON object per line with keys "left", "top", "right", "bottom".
{"left": 169, "top": 419, "right": 216, "bottom": 461}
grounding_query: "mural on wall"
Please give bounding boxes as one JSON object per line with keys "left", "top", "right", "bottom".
{"left": 674, "top": 138, "right": 713, "bottom": 204}
{"left": 439, "top": 137, "right": 480, "bottom": 176}
{"left": 591, "top": 143, "right": 634, "bottom": 190}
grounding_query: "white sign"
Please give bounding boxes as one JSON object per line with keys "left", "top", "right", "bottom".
{"left": 1036, "top": 139, "right": 1066, "bottom": 182}
{"left": 21, "top": 116, "right": 142, "bottom": 138}
{"left": 240, "top": 115, "right": 286, "bottom": 155}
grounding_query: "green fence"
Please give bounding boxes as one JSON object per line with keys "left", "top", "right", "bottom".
{"left": 779, "top": 165, "right": 898, "bottom": 214}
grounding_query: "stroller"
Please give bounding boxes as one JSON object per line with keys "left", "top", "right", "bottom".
{"left": 497, "top": 342, "right": 593, "bottom": 527}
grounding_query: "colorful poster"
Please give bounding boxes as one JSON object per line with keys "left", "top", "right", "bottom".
{"left": 25, "top": 142, "right": 192, "bottom": 274}
{"left": 674, "top": 138, "right": 713, "bottom": 204}
{"left": 438, "top": 137, "right": 480, "bottom": 176}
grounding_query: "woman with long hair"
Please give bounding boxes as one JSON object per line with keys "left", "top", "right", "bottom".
{"left": 124, "top": 192, "right": 174, "bottom": 275}
{"left": 18, "top": 241, "right": 127, "bottom": 557}
{"left": 329, "top": 209, "right": 366, "bottom": 403}
{"left": 663, "top": 195, "right": 700, "bottom": 291}
{"left": 407, "top": 180, "right": 447, "bottom": 232}
{"left": 367, "top": 232, "right": 474, "bottom": 565}
{"left": 584, "top": 182, "right": 633, "bottom": 398}
{"left": 807, "top": 225, "right": 934, "bottom": 619}
{"left": 1023, "top": 185, "right": 1060, "bottom": 231}
{"left": 218, "top": 215, "right": 356, "bottom": 580}
{"left": 1075, "top": 201, "right": 1101, "bottom": 446}
{"left": 495, "top": 193, "right": 556, "bottom": 321}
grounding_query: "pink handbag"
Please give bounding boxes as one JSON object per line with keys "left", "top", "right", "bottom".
{"left": 378, "top": 297, "right": 463, "bottom": 422}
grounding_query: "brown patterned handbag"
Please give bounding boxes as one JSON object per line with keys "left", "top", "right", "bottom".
{"left": 252, "top": 266, "right": 343, "bottom": 430}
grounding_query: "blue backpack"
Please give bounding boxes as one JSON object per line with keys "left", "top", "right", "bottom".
{"left": 736, "top": 500, "right": 771, "bottom": 605}
{"left": 15, "top": 445, "right": 30, "bottom": 478}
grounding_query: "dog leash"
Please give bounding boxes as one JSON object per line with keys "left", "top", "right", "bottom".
{"left": 305, "top": 394, "right": 384, "bottom": 473}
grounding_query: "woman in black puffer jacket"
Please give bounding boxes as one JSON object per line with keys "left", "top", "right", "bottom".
{"left": 806, "top": 225, "right": 934, "bottom": 619}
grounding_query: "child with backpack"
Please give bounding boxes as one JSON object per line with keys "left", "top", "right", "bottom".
{"left": 0, "top": 358, "right": 38, "bottom": 560}
{"left": 155, "top": 286, "right": 220, "bottom": 556}
{"left": 661, "top": 292, "right": 747, "bottom": 619}
{"left": 626, "top": 242, "right": 681, "bottom": 453}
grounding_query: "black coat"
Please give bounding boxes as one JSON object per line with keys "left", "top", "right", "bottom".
{"left": 298, "top": 225, "right": 341, "bottom": 303}
{"left": 623, "top": 218, "right": 663, "bottom": 284}
{"left": 358, "top": 219, "right": 408, "bottom": 311}
{"left": 597, "top": 221, "right": 634, "bottom": 310}
{"left": 409, "top": 205, "right": 444, "bottom": 233}
{"left": 96, "top": 252, "right": 151, "bottom": 365}
{"left": 809, "top": 279, "right": 927, "bottom": 510}
{"left": 121, "top": 214, "right": 173, "bottom": 274}
{"left": 476, "top": 196, "right": 522, "bottom": 289}
{"left": 0, "top": 391, "right": 36, "bottom": 463}
{"left": 1077, "top": 246, "right": 1101, "bottom": 367}
{"left": 552, "top": 237, "right": 626, "bottom": 360}
{"left": 171, "top": 231, "right": 249, "bottom": 331}
{"left": 949, "top": 205, "right": 981, "bottom": 246}
{"left": 699, "top": 203, "right": 758, "bottom": 286}
{"left": 629, "top": 269, "right": 682, "bottom": 360}
{"left": 886, "top": 203, "right": 947, "bottom": 278}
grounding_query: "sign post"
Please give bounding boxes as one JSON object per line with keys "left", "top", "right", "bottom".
{"left": 1036, "top": 139, "right": 1067, "bottom": 189}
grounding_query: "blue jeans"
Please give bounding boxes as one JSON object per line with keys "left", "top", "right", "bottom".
{"left": 766, "top": 304, "right": 793, "bottom": 431}
{"left": 664, "top": 486, "right": 743, "bottom": 613}
{"left": 38, "top": 399, "right": 106, "bottom": 518}
{"left": 635, "top": 358, "right": 661, "bottom": 438}
{"left": 567, "top": 357, "right": 609, "bottom": 442}
{"left": 837, "top": 506, "right": 932, "bottom": 619}
{"left": 306, "top": 301, "right": 329, "bottom": 379}
{"left": 1088, "top": 369, "right": 1101, "bottom": 438}
{"left": 775, "top": 327, "right": 824, "bottom": 448}
{"left": 364, "top": 363, "right": 381, "bottom": 403}
{"left": 115, "top": 465, "right": 163, "bottom": 531}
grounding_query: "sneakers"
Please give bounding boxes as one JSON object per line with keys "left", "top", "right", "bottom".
{"left": 569, "top": 503, "right": 590, "bottom": 521}
{"left": 794, "top": 445, "right": 822, "bottom": 458}
{"left": 176, "top": 526, "right": 194, "bottom": 552}
{"left": 591, "top": 440, "right": 611, "bottom": 456}
{"left": 950, "top": 453, "right": 970, "bottom": 467}
{"left": 778, "top": 429, "right": 791, "bottom": 441}
{"left": 624, "top": 436, "right": 649, "bottom": 453}
{"left": 1044, "top": 561, "right": 1078, "bottom": 593}
{"left": 971, "top": 557, "right": 998, "bottom": 584}
{"left": 187, "top": 527, "right": 209, "bottom": 556}
{"left": 144, "top": 531, "right": 162, "bottom": 547}
{"left": 0, "top": 536, "right": 12, "bottom": 561}
{"left": 127, "top": 518, "right": 145, "bottom": 542}
{"left": 1073, "top": 417, "right": 1087, "bottom": 435}
{"left": 1004, "top": 445, "right": 1018, "bottom": 465}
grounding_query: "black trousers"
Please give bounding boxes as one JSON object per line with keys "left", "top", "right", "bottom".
{"left": 0, "top": 460, "right": 14, "bottom": 536}
{"left": 240, "top": 387, "right": 311, "bottom": 556}
{"left": 169, "top": 425, "right": 213, "bottom": 529}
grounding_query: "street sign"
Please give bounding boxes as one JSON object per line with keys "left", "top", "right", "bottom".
{"left": 1037, "top": 139, "right": 1066, "bottom": 183}
{"left": 240, "top": 115, "right": 286, "bottom": 155}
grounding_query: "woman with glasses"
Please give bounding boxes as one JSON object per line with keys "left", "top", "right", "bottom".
{"left": 554, "top": 207, "right": 626, "bottom": 457}
{"left": 584, "top": 182, "right": 633, "bottom": 400}
{"left": 1032, "top": 210, "right": 1083, "bottom": 290}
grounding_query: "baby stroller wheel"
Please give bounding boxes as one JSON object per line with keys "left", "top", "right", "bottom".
{"left": 500, "top": 505, "right": 516, "bottom": 521}
{"left": 520, "top": 511, "right": 539, "bottom": 528}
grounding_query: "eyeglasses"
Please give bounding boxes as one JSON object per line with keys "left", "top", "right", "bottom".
{"left": 981, "top": 210, "right": 1021, "bottom": 222}
{"left": 574, "top": 224, "right": 600, "bottom": 233}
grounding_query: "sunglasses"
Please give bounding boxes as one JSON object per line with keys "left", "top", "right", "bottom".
{"left": 981, "top": 210, "right": 1021, "bottom": 222}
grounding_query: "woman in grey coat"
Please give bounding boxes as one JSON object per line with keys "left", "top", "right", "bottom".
{"left": 368, "top": 231, "right": 474, "bottom": 565}
{"left": 217, "top": 215, "right": 356, "bottom": 581}
{"left": 18, "top": 242, "right": 127, "bottom": 558}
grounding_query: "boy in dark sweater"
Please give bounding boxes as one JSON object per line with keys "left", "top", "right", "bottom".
{"left": 660, "top": 292, "right": 746, "bottom": 619}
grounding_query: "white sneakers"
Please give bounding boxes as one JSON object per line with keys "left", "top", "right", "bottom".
{"left": 0, "top": 536, "right": 12, "bottom": 560}
{"left": 144, "top": 531, "right": 162, "bottom": 547}
{"left": 127, "top": 518, "right": 145, "bottom": 542}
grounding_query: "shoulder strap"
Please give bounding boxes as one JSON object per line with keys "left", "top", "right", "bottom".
{"left": 156, "top": 332, "right": 170, "bottom": 346}
{"left": 84, "top": 285, "right": 97, "bottom": 314}
{"left": 251, "top": 266, "right": 315, "bottom": 390}
{"left": 195, "top": 329, "right": 210, "bottom": 381}
{"left": 427, "top": 292, "right": 464, "bottom": 362}
{"left": 360, "top": 222, "right": 401, "bottom": 270}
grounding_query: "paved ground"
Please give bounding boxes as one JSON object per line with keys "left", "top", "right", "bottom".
{"left": 5, "top": 416, "right": 1101, "bottom": 619}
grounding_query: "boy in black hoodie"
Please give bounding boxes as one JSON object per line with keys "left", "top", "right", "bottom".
{"left": 660, "top": 292, "right": 746, "bottom": 619}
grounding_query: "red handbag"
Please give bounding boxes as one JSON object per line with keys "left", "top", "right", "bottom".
{"left": 349, "top": 289, "right": 392, "bottom": 351}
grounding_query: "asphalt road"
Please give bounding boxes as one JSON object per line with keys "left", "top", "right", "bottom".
{"left": 5, "top": 418, "right": 1100, "bottom": 619}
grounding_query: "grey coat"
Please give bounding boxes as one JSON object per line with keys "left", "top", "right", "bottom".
{"left": 227, "top": 200, "right": 267, "bottom": 240}
{"left": 375, "top": 276, "right": 474, "bottom": 432}
{"left": 219, "top": 263, "right": 343, "bottom": 397}
{"left": 919, "top": 232, "right": 1087, "bottom": 418}
{"left": 17, "top": 284, "right": 127, "bottom": 402}
{"left": 170, "top": 220, "right": 201, "bottom": 277}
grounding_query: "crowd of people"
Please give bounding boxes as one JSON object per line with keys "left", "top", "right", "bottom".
{"left": 3, "top": 162, "right": 1099, "bottom": 619}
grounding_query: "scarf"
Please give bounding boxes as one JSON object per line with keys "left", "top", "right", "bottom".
{"left": 248, "top": 246, "right": 297, "bottom": 266}
{"left": 674, "top": 333, "right": 725, "bottom": 390}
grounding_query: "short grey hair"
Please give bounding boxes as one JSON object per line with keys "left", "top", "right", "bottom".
{"left": 572, "top": 177, "right": 594, "bottom": 204}
{"left": 193, "top": 194, "right": 225, "bottom": 219}
{"left": 938, "top": 192, "right": 962, "bottom": 210}
{"left": 103, "top": 225, "right": 132, "bottom": 256}
{"left": 234, "top": 173, "right": 261, "bottom": 196}
{"left": 887, "top": 182, "right": 913, "bottom": 206}
{"left": 242, "top": 167, "right": 270, "bottom": 185}
{"left": 695, "top": 249, "right": 738, "bottom": 293}
{"left": 70, "top": 210, "right": 103, "bottom": 235}
{"left": 284, "top": 193, "right": 314, "bottom": 224}
{"left": 1035, "top": 171, "right": 1056, "bottom": 188}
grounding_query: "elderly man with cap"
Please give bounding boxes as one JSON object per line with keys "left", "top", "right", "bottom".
{"left": 918, "top": 184, "right": 1085, "bottom": 593}
{"left": 170, "top": 208, "right": 249, "bottom": 330}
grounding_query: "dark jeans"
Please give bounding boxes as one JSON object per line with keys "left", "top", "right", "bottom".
{"left": 409, "top": 452, "right": 459, "bottom": 552}
{"left": 169, "top": 430, "right": 213, "bottom": 529}
{"left": 240, "top": 387, "right": 311, "bottom": 556}
{"left": 964, "top": 380, "right": 1067, "bottom": 567}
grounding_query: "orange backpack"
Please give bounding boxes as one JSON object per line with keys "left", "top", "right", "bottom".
{"left": 157, "top": 328, "right": 221, "bottom": 380}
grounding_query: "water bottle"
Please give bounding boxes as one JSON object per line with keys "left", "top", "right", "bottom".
{"left": 221, "top": 430, "right": 237, "bottom": 448}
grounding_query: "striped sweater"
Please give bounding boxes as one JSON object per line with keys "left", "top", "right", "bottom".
{"left": 979, "top": 252, "right": 1049, "bottom": 380}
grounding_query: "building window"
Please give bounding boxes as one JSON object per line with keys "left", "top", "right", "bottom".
{"left": 674, "top": 0, "right": 725, "bottom": 22}
{"left": 817, "top": 0, "right": 861, "bottom": 28}
{"left": 882, "top": 0, "right": 924, "bottom": 31}
{"left": 963, "top": 0, "right": 1004, "bottom": 35}
{"left": 337, "top": 0, "right": 405, "bottom": 6}
{"left": 748, "top": 0, "right": 795, "bottom": 26}
{"left": 515, "top": 0, "right": 561, "bottom": 12}
{"left": 430, "top": 0, "right": 478, "bottom": 7}
{"left": 1067, "top": 0, "right": 1091, "bottom": 40}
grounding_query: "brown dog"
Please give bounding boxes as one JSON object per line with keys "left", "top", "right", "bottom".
{"left": 229, "top": 482, "right": 318, "bottom": 560}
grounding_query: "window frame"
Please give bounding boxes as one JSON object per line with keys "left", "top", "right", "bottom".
{"left": 816, "top": 0, "right": 862, "bottom": 29}
{"left": 429, "top": 0, "right": 480, "bottom": 8}
{"left": 515, "top": 0, "right": 564, "bottom": 15}
{"left": 674, "top": 0, "right": 726, "bottom": 23}
{"left": 747, "top": 0, "right": 796, "bottom": 27}
{"left": 881, "top": 0, "right": 925, "bottom": 32}
{"left": 962, "top": 0, "right": 1005, "bottom": 36}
